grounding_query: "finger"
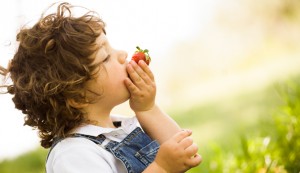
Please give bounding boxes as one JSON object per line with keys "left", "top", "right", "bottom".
{"left": 124, "top": 78, "right": 139, "bottom": 95}
{"left": 172, "top": 129, "right": 192, "bottom": 143}
{"left": 127, "top": 63, "right": 144, "bottom": 86}
{"left": 138, "top": 60, "right": 155, "bottom": 81}
{"left": 179, "top": 136, "right": 193, "bottom": 149}
{"left": 185, "top": 143, "right": 199, "bottom": 158}
{"left": 186, "top": 153, "right": 202, "bottom": 167}
{"left": 131, "top": 61, "right": 152, "bottom": 85}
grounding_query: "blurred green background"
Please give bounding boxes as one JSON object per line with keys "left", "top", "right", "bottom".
{"left": 1, "top": 0, "right": 300, "bottom": 172}
{"left": 1, "top": 76, "right": 300, "bottom": 173}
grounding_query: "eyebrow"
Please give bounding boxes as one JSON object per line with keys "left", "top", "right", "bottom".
{"left": 94, "top": 40, "right": 107, "bottom": 58}
{"left": 98, "top": 34, "right": 108, "bottom": 47}
{"left": 98, "top": 40, "right": 106, "bottom": 49}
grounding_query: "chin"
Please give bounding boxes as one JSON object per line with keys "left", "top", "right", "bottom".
{"left": 114, "top": 98, "right": 129, "bottom": 107}
{"left": 119, "top": 93, "right": 130, "bottom": 104}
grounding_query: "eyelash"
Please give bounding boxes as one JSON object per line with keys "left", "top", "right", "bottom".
{"left": 103, "top": 55, "right": 110, "bottom": 63}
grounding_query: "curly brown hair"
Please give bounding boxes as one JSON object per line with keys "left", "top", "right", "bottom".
{"left": 0, "top": 2, "right": 105, "bottom": 148}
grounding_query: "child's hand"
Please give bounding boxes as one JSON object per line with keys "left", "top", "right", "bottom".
{"left": 125, "top": 60, "right": 156, "bottom": 112}
{"left": 153, "top": 130, "right": 202, "bottom": 173}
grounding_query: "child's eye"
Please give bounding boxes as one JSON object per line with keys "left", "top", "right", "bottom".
{"left": 103, "top": 55, "right": 110, "bottom": 63}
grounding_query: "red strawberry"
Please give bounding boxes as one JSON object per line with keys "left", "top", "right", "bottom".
{"left": 131, "top": 46, "right": 151, "bottom": 65}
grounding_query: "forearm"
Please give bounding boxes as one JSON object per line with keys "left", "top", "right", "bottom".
{"left": 135, "top": 104, "right": 181, "bottom": 144}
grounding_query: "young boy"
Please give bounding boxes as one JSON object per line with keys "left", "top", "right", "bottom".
{"left": 0, "top": 2, "right": 201, "bottom": 173}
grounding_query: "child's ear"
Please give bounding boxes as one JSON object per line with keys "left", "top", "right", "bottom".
{"left": 67, "top": 98, "right": 89, "bottom": 109}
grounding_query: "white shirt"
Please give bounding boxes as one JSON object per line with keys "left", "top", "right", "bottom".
{"left": 46, "top": 115, "right": 139, "bottom": 173}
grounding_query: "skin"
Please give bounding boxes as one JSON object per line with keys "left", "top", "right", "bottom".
{"left": 79, "top": 32, "right": 202, "bottom": 172}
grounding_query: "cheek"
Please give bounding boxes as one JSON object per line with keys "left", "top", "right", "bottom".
{"left": 108, "top": 64, "right": 126, "bottom": 80}
{"left": 86, "top": 80, "right": 104, "bottom": 94}
{"left": 102, "top": 64, "right": 128, "bottom": 91}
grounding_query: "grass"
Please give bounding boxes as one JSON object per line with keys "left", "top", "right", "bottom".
{"left": 170, "top": 82, "right": 284, "bottom": 172}
{"left": 0, "top": 148, "right": 48, "bottom": 173}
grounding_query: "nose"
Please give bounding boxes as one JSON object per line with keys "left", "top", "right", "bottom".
{"left": 118, "top": 50, "right": 128, "bottom": 64}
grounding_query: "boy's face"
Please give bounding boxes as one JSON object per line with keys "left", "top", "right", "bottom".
{"left": 85, "top": 33, "right": 129, "bottom": 109}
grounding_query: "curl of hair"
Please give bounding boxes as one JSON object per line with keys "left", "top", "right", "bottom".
{"left": 6, "top": 2, "right": 105, "bottom": 148}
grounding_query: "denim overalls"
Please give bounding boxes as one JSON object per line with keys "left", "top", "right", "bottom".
{"left": 47, "top": 127, "right": 160, "bottom": 173}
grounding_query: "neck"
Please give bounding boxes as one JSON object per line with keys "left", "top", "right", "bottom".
{"left": 84, "top": 104, "right": 116, "bottom": 128}
{"left": 87, "top": 116, "right": 115, "bottom": 128}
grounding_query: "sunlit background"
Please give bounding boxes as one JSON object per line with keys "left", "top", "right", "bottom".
{"left": 0, "top": 0, "right": 299, "bottom": 172}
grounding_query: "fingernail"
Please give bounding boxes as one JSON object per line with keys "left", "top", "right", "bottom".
{"left": 187, "top": 129, "right": 192, "bottom": 133}
{"left": 183, "top": 129, "right": 192, "bottom": 133}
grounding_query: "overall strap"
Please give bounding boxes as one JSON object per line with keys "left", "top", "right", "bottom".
{"left": 70, "top": 133, "right": 107, "bottom": 145}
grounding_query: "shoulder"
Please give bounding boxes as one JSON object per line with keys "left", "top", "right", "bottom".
{"left": 46, "top": 137, "right": 114, "bottom": 173}
{"left": 51, "top": 137, "right": 104, "bottom": 157}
